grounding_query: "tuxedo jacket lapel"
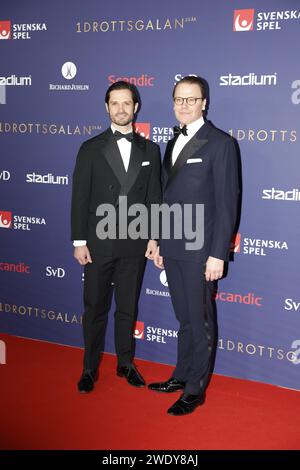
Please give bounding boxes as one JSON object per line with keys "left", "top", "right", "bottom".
{"left": 120, "top": 132, "right": 145, "bottom": 196}
{"left": 102, "top": 128, "right": 127, "bottom": 187}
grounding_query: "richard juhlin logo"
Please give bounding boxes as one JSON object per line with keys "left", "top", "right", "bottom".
{"left": 0, "top": 21, "right": 11, "bottom": 39}
{"left": 133, "top": 321, "right": 144, "bottom": 340}
{"left": 233, "top": 9, "right": 255, "bottom": 31}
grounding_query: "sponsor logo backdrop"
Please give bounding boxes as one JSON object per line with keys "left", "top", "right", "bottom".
{"left": 1, "top": 0, "right": 300, "bottom": 390}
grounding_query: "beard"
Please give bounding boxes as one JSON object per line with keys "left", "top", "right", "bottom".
{"left": 111, "top": 112, "right": 133, "bottom": 127}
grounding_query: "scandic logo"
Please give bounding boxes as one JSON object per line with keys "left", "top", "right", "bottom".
{"left": 0, "top": 21, "right": 11, "bottom": 39}
{"left": 133, "top": 321, "right": 144, "bottom": 339}
{"left": 0, "top": 211, "right": 12, "bottom": 228}
{"left": 134, "top": 123, "right": 150, "bottom": 140}
{"left": 108, "top": 74, "right": 155, "bottom": 87}
{"left": 0, "top": 262, "right": 30, "bottom": 274}
{"left": 233, "top": 9, "right": 254, "bottom": 31}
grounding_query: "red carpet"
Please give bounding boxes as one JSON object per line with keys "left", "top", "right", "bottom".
{"left": 0, "top": 333, "right": 299, "bottom": 450}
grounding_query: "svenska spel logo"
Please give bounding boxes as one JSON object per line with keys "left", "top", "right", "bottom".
{"left": 233, "top": 9, "right": 255, "bottom": 31}
{"left": 134, "top": 123, "right": 150, "bottom": 139}
{"left": 0, "top": 340, "right": 6, "bottom": 364}
{"left": 231, "top": 233, "right": 241, "bottom": 253}
{"left": 133, "top": 321, "right": 144, "bottom": 340}
{"left": 0, "top": 211, "right": 12, "bottom": 228}
{"left": 0, "top": 21, "right": 11, "bottom": 40}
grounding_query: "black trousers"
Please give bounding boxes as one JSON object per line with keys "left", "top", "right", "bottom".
{"left": 164, "top": 257, "right": 218, "bottom": 395}
{"left": 82, "top": 254, "right": 146, "bottom": 370}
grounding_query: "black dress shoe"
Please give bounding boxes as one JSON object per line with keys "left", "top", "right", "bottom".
{"left": 117, "top": 365, "right": 146, "bottom": 388}
{"left": 167, "top": 392, "right": 205, "bottom": 416}
{"left": 148, "top": 377, "right": 185, "bottom": 393}
{"left": 77, "top": 369, "right": 98, "bottom": 393}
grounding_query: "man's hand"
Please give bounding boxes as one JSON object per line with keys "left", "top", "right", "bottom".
{"left": 205, "top": 256, "right": 224, "bottom": 282}
{"left": 74, "top": 246, "right": 92, "bottom": 266}
{"left": 145, "top": 240, "right": 158, "bottom": 260}
{"left": 153, "top": 246, "right": 164, "bottom": 269}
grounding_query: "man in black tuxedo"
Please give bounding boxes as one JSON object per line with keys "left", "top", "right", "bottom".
{"left": 148, "top": 76, "right": 240, "bottom": 415}
{"left": 71, "top": 81, "right": 161, "bottom": 393}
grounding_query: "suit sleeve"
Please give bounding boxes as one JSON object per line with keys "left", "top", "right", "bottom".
{"left": 71, "top": 142, "right": 92, "bottom": 241}
{"left": 210, "top": 138, "right": 240, "bottom": 261}
{"left": 146, "top": 144, "right": 162, "bottom": 241}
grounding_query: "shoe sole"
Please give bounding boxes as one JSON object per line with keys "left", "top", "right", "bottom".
{"left": 148, "top": 387, "right": 185, "bottom": 393}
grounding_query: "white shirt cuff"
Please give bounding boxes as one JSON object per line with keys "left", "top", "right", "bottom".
{"left": 73, "top": 240, "right": 87, "bottom": 247}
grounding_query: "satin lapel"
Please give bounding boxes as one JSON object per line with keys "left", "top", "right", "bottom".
{"left": 102, "top": 128, "right": 127, "bottom": 186}
{"left": 162, "top": 137, "right": 177, "bottom": 189}
{"left": 119, "top": 132, "right": 145, "bottom": 196}
{"left": 165, "top": 123, "right": 210, "bottom": 188}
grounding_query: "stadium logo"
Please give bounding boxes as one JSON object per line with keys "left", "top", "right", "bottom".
{"left": 220, "top": 73, "right": 277, "bottom": 86}
{"left": 26, "top": 172, "right": 69, "bottom": 185}
{"left": 262, "top": 188, "right": 300, "bottom": 202}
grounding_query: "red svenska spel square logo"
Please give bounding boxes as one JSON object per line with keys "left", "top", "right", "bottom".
{"left": 231, "top": 233, "right": 241, "bottom": 253}
{"left": 0, "top": 21, "right": 11, "bottom": 40}
{"left": 0, "top": 211, "right": 12, "bottom": 228}
{"left": 133, "top": 321, "right": 144, "bottom": 340}
{"left": 233, "top": 10, "right": 255, "bottom": 32}
{"left": 134, "top": 123, "right": 151, "bottom": 139}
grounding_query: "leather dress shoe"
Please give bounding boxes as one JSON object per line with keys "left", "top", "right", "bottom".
{"left": 117, "top": 365, "right": 145, "bottom": 387}
{"left": 77, "top": 369, "right": 98, "bottom": 393}
{"left": 167, "top": 392, "right": 205, "bottom": 416}
{"left": 148, "top": 377, "right": 185, "bottom": 393}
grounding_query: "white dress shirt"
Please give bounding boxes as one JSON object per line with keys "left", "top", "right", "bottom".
{"left": 73, "top": 125, "right": 133, "bottom": 247}
{"left": 172, "top": 117, "right": 205, "bottom": 166}
{"left": 111, "top": 124, "right": 132, "bottom": 172}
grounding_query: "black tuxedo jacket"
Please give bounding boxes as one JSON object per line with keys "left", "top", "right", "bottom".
{"left": 71, "top": 128, "right": 161, "bottom": 257}
{"left": 159, "top": 120, "right": 239, "bottom": 263}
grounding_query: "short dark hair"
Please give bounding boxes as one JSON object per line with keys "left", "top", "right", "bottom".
{"left": 173, "top": 75, "right": 206, "bottom": 100}
{"left": 105, "top": 80, "right": 140, "bottom": 105}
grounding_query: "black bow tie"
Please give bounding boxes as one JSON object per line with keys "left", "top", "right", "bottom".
{"left": 173, "top": 125, "right": 188, "bottom": 137}
{"left": 114, "top": 130, "right": 134, "bottom": 142}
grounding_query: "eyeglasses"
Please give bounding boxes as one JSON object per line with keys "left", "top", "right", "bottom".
{"left": 173, "top": 97, "right": 203, "bottom": 106}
